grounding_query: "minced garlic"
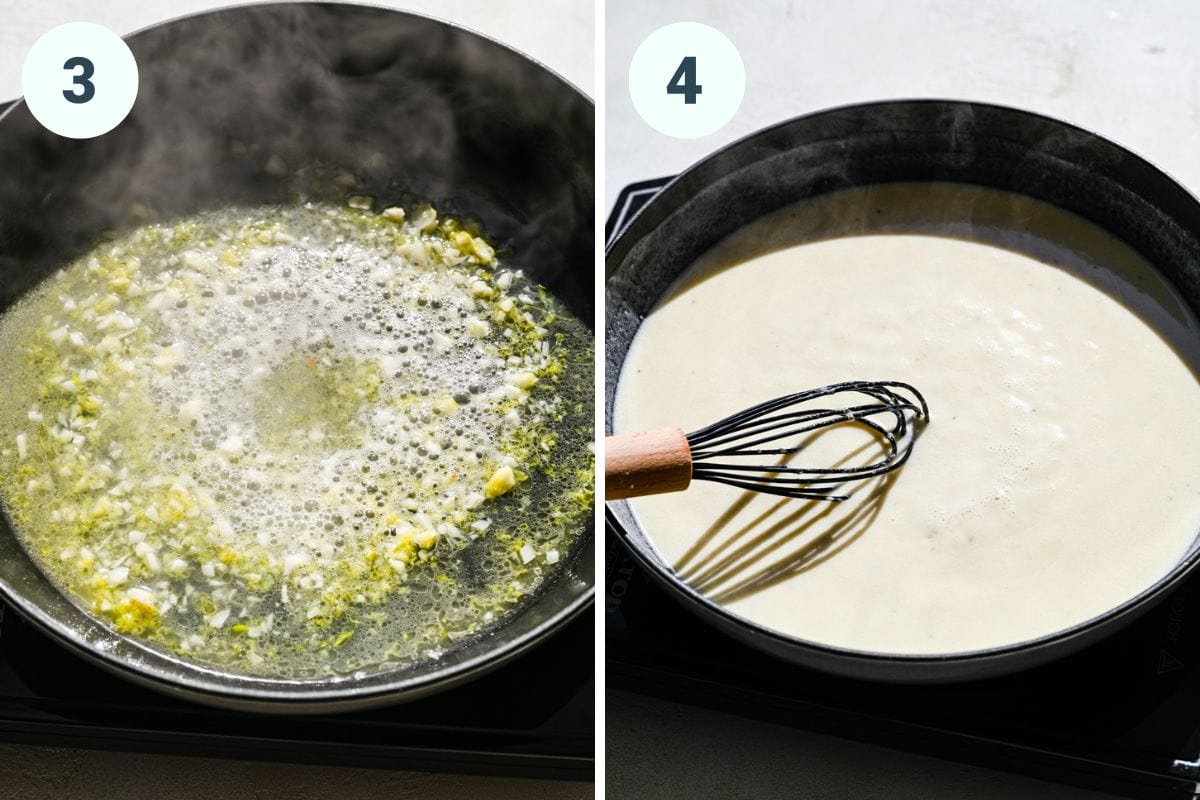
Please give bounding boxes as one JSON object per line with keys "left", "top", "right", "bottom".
{"left": 0, "top": 199, "right": 594, "bottom": 678}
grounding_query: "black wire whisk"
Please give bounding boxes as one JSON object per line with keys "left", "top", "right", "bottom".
{"left": 606, "top": 381, "right": 928, "bottom": 501}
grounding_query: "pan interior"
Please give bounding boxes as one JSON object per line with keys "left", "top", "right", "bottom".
{"left": 0, "top": 199, "right": 594, "bottom": 680}
{"left": 605, "top": 101, "right": 1200, "bottom": 678}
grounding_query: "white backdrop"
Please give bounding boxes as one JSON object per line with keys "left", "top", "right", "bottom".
{"left": 606, "top": 0, "right": 1200, "bottom": 210}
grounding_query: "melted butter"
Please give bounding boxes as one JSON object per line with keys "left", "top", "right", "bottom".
{"left": 0, "top": 202, "right": 593, "bottom": 677}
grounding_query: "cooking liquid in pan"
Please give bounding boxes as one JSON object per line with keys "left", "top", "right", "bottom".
{"left": 615, "top": 183, "right": 1200, "bottom": 655}
{"left": 0, "top": 201, "right": 593, "bottom": 678}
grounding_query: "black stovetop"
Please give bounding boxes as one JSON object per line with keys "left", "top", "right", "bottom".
{"left": 605, "top": 178, "right": 1200, "bottom": 800}
{"left": 0, "top": 599, "right": 593, "bottom": 779}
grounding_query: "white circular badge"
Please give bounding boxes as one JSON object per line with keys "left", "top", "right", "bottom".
{"left": 628, "top": 22, "right": 745, "bottom": 140}
{"left": 21, "top": 22, "right": 139, "bottom": 139}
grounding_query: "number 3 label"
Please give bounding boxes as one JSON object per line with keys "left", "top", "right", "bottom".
{"left": 62, "top": 56, "right": 96, "bottom": 104}
{"left": 22, "top": 22, "right": 138, "bottom": 139}
{"left": 629, "top": 22, "right": 745, "bottom": 140}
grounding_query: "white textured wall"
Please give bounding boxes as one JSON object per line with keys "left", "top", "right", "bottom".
{"left": 606, "top": 0, "right": 1200, "bottom": 209}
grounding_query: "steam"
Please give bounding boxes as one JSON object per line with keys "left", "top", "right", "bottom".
{"left": 0, "top": 3, "right": 594, "bottom": 318}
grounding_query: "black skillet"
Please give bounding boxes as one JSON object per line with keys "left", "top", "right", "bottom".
{"left": 606, "top": 99, "right": 1200, "bottom": 683}
{"left": 0, "top": 2, "right": 593, "bottom": 712}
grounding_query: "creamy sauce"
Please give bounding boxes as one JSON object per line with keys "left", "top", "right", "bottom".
{"left": 615, "top": 183, "right": 1200, "bottom": 655}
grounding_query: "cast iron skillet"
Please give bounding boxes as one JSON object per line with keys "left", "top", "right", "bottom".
{"left": 606, "top": 99, "right": 1200, "bottom": 683}
{"left": 0, "top": 3, "right": 593, "bottom": 712}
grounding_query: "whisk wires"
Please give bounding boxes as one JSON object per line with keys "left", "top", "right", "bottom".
{"left": 687, "top": 381, "right": 929, "bottom": 501}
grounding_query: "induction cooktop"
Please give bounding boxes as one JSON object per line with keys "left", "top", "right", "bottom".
{"left": 0, "top": 599, "right": 593, "bottom": 780}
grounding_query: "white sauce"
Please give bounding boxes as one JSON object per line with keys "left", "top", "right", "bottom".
{"left": 615, "top": 184, "right": 1200, "bottom": 655}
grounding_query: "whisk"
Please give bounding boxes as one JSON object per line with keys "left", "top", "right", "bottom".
{"left": 606, "top": 381, "right": 929, "bottom": 501}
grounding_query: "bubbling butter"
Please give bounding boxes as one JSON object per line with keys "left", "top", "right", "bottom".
{"left": 615, "top": 183, "right": 1200, "bottom": 655}
{"left": 0, "top": 200, "right": 593, "bottom": 677}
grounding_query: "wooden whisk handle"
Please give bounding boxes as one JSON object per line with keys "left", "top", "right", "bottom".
{"left": 605, "top": 428, "right": 693, "bottom": 500}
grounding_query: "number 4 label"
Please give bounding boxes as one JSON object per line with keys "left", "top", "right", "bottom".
{"left": 629, "top": 22, "right": 745, "bottom": 139}
{"left": 667, "top": 56, "right": 702, "bottom": 105}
